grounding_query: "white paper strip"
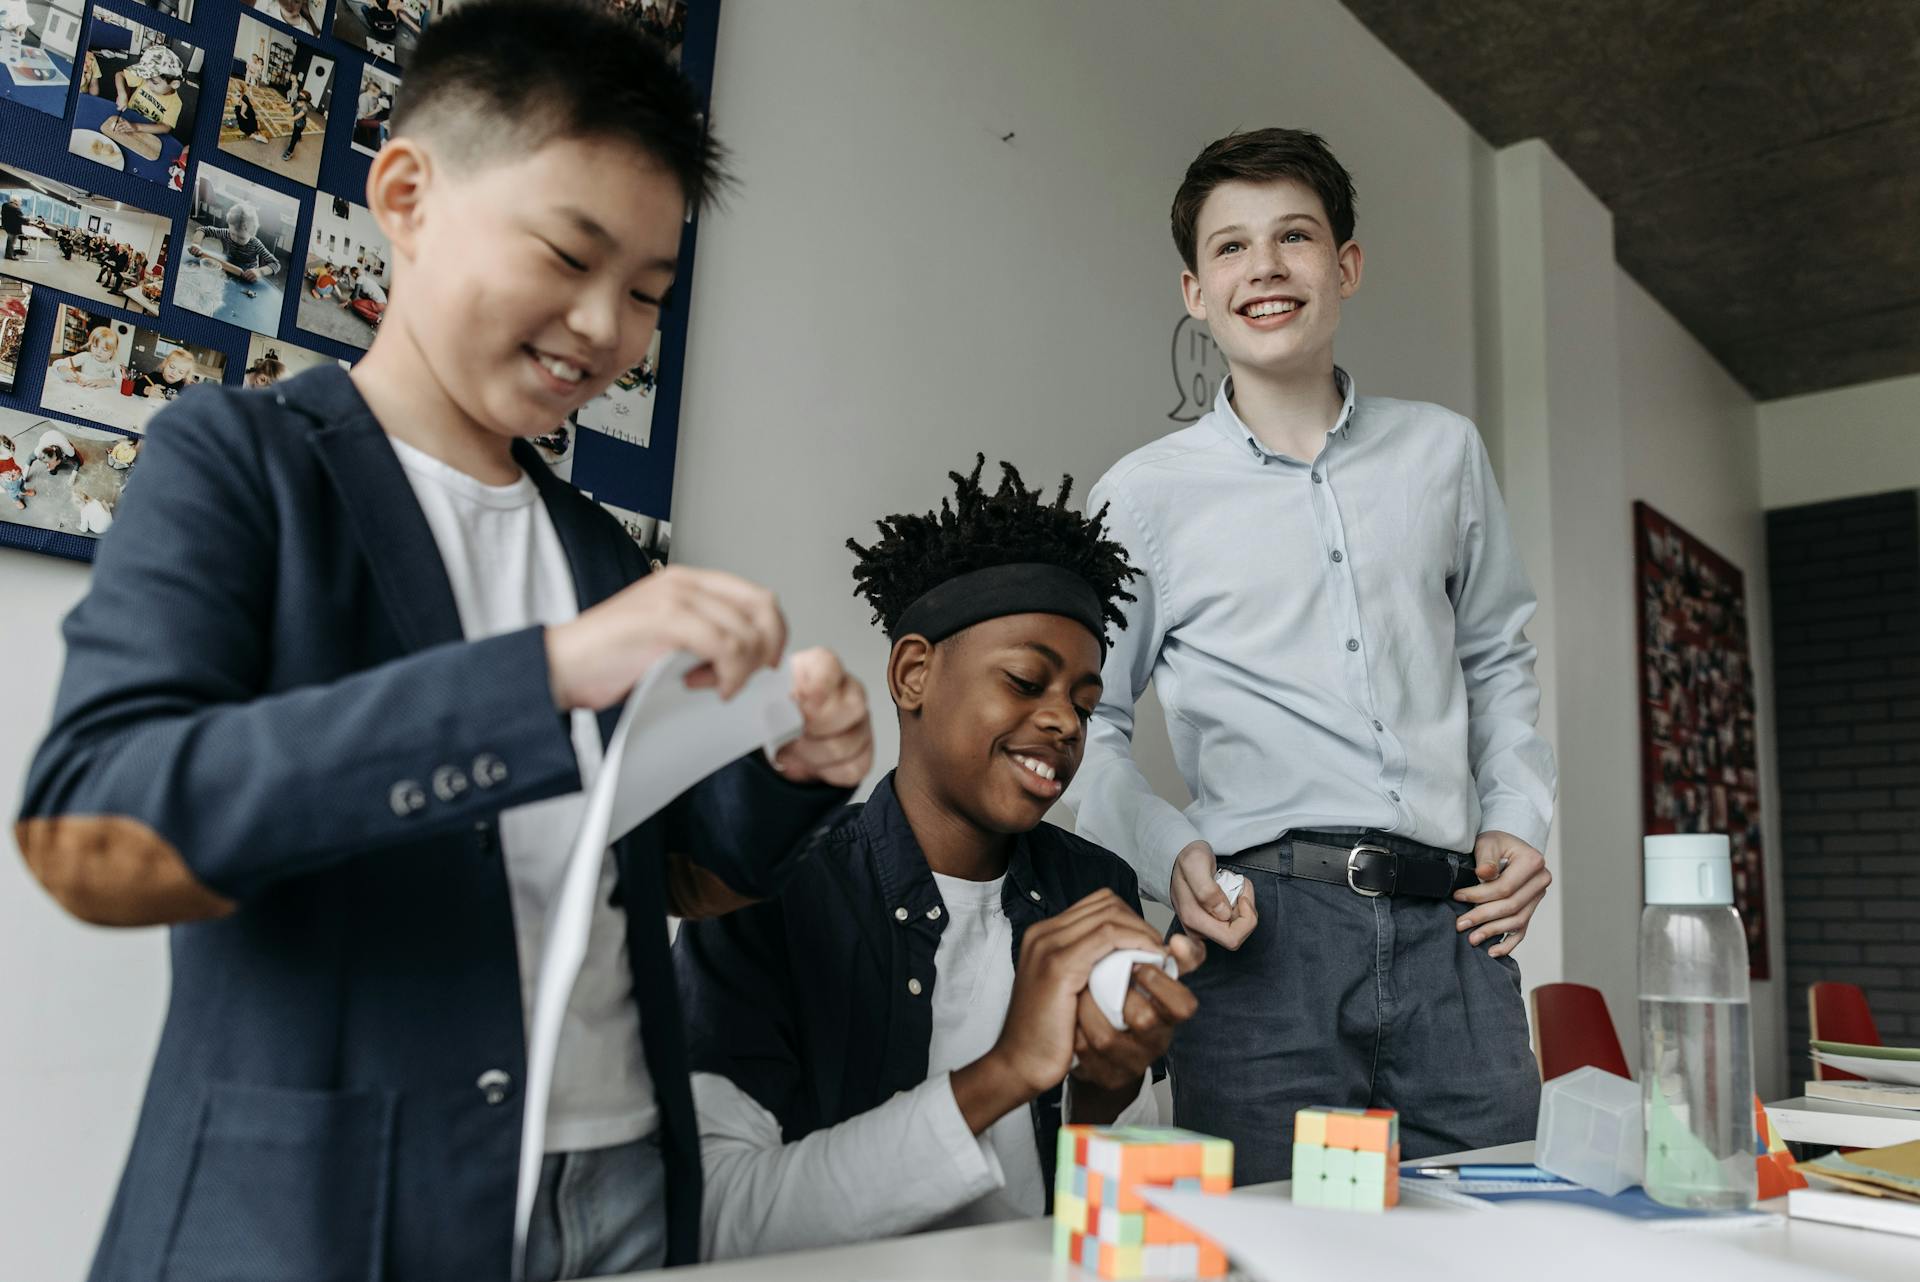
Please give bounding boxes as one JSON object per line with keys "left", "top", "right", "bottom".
{"left": 1812, "top": 1052, "right": 1920, "bottom": 1088}
{"left": 512, "top": 652, "right": 805, "bottom": 1278}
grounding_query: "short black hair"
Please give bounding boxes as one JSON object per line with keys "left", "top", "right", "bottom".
{"left": 1171, "top": 128, "right": 1355, "bottom": 273}
{"left": 390, "top": 0, "right": 729, "bottom": 209}
{"left": 848, "top": 456, "right": 1139, "bottom": 645}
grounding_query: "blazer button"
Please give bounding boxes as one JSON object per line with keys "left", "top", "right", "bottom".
{"left": 432, "top": 766, "right": 469, "bottom": 802}
{"left": 893, "top": 906, "right": 909, "bottom": 922}
{"left": 388, "top": 780, "right": 426, "bottom": 817}
{"left": 926, "top": 906, "right": 942, "bottom": 921}
{"left": 473, "top": 754, "right": 509, "bottom": 789}
{"left": 477, "top": 1069, "right": 513, "bottom": 1105}
{"left": 907, "top": 978, "right": 923, "bottom": 996}
{"left": 1028, "top": 890, "right": 1042, "bottom": 902}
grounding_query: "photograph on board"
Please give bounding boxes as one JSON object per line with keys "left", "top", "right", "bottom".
{"left": 296, "top": 193, "right": 390, "bottom": 350}
{"left": 243, "top": 0, "right": 323, "bottom": 38}
{"left": 243, "top": 333, "right": 340, "bottom": 388}
{"left": 0, "top": 405, "right": 140, "bottom": 538}
{"left": 0, "top": 162, "right": 172, "bottom": 315}
{"left": 68, "top": 8, "right": 205, "bottom": 190}
{"left": 0, "top": 275, "right": 30, "bottom": 388}
{"left": 332, "top": 0, "right": 430, "bottom": 68}
{"left": 121, "top": 0, "right": 195, "bottom": 20}
{"left": 220, "top": 14, "right": 335, "bottom": 188}
{"left": 573, "top": 330, "right": 661, "bottom": 448}
{"left": 0, "top": 0, "right": 82, "bottom": 116}
{"left": 174, "top": 162, "right": 298, "bottom": 335}
{"left": 40, "top": 303, "right": 226, "bottom": 434}
{"left": 349, "top": 61, "right": 399, "bottom": 157}
{"left": 598, "top": 499, "right": 670, "bottom": 569}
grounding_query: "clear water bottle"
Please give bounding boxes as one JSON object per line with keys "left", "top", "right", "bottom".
{"left": 1639, "top": 833, "right": 1756, "bottom": 1210}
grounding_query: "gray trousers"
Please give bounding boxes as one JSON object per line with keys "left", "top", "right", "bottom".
{"left": 1168, "top": 860, "right": 1540, "bottom": 1183}
{"left": 526, "top": 1132, "right": 670, "bottom": 1281}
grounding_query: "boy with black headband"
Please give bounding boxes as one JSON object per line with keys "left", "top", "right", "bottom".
{"left": 1072, "top": 128, "right": 1556, "bottom": 1180}
{"left": 673, "top": 458, "right": 1205, "bottom": 1260}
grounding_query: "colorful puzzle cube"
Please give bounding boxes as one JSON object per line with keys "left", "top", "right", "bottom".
{"left": 1053, "top": 1125, "right": 1233, "bottom": 1279}
{"left": 1753, "top": 1094, "right": 1808, "bottom": 1199}
{"left": 1291, "top": 1107, "right": 1400, "bottom": 1211}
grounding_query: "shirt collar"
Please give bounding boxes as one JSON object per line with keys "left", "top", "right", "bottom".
{"left": 860, "top": 771, "right": 1047, "bottom": 920}
{"left": 1204, "top": 365, "right": 1357, "bottom": 461}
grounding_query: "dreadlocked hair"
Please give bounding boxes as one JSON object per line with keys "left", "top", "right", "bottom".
{"left": 846, "top": 454, "right": 1139, "bottom": 643}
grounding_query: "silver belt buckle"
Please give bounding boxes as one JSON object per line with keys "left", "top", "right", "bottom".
{"left": 1346, "top": 842, "right": 1391, "bottom": 897}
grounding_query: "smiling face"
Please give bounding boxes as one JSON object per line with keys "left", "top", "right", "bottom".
{"left": 370, "top": 131, "right": 685, "bottom": 441}
{"left": 892, "top": 612, "right": 1104, "bottom": 837}
{"left": 1181, "top": 177, "right": 1362, "bottom": 385}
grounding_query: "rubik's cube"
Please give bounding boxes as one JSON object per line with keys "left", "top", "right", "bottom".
{"left": 1053, "top": 1125, "right": 1233, "bottom": 1279}
{"left": 1754, "top": 1094, "right": 1808, "bottom": 1199}
{"left": 1291, "top": 1107, "right": 1400, "bottom": 1210}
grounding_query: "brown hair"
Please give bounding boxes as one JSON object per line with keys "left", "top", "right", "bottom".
{"left": 1170, "top": 128, "right": 1356, "bottom": 272}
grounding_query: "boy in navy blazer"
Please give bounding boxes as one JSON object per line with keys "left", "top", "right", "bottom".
{"left": 15, "top": 4, "right": 872, "bottom": 1279}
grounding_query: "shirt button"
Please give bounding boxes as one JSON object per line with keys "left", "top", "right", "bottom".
{"left": 1389, "top": 791, "right": 1401, "bottom": 803}
{"left": 1346, "top": 638, "right": 1360, "bottom": 652}
{"left": 476, "top": 1069, "right": 512, "bottom": 1105}
{"left": 1331, "top": 550, "right": 1344, "bottom": 563}
{"left": 1373, "top": 720, "right": 1384, "bottom": 732}
{"left": 927, "top": 906, "right": 942, "bottom": 921}
{"left": 1311, "top": 472, "right": 1323, "bottom": 484}
{"left": 894, "top": 906, "right": 909, "bottom": 922}
{"left": 907, "top": 978, "right": 923, "bottom": 997}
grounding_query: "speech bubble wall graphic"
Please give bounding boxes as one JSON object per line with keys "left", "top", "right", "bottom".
{"left": 1169, "top": 314, "right": 1229, "bottom": 422}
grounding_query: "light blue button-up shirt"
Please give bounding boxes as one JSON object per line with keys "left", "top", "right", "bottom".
{"left": 1070, "top": 370, "right": 1557, "bottom": 904}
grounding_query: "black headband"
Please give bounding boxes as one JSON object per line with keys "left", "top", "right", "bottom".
{"left": 890, "top": 563, "right": 1108, "bottom": 655}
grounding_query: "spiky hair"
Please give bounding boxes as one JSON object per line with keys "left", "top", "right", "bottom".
{"left": 847, "top": 455, "right": 1139, "bottom": 642}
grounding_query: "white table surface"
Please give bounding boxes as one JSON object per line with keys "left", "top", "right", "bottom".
{"left": 654, "top": 1141, "right": 1920, "bottom": 1281}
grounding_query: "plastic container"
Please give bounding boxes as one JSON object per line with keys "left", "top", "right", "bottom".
{"left": 1639, "top": 833, "right": 1757, "bottom": 1211}
{"left": 1536, "top": 1065, "right": 1643, "bottom": 1195}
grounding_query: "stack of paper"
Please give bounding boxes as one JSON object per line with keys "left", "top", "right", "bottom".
{"left": 1810, "top": 1040, "right": 1920, "bottom": 1087}
{"left": 1788, "top": 1141, "right": 1920, "bottom": 1239}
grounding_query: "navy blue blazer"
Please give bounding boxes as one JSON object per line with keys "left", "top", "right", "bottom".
{"left": 672, "top": 772, "right": 1144, "bottom": 1212}
{"left": 16, "top": 367, "right": 846, "bottom": 1281}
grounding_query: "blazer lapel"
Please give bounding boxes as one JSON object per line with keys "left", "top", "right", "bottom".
{"left": 300, "top": 370, "right": 466, "bottom": 654}
{"left": 518, "top": 439, "right": 639, "bottom": 747}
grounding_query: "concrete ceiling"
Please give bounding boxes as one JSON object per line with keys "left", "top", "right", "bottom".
{"left": 1340, "top": 0, "right": 1920, "bottom": 401}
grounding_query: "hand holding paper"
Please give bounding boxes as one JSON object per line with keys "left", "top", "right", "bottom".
{"left": 544, "top": 564, "right": 789, "bottom": 711}
{"left": 769, "top": 646, "right": 874, "bottom": 787}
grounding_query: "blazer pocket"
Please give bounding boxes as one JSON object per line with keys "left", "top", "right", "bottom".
{"left": 163, "top": 1083, "right": 396, "bottom": 1282}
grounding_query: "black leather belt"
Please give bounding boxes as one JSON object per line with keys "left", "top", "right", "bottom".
{"left": 1223, "top": 829, "right": 1477, "bottom": 899}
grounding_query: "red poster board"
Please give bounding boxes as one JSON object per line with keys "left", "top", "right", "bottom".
{"left": 1634, "top": 501, "right": 1769, "bottom": 979}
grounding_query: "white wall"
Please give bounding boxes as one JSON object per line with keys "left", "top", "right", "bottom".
{"left": 0, "top": 551, "right": 169, "bottom": 1282}
{"left": 674, "top": 0, "right": 1491, "bottom": 816}
{"left": 1615, "top": 273, "right": 1786, "bottom": 1099}
{"left": 1758, "top": 372, "right": 1920, "bottom": 511}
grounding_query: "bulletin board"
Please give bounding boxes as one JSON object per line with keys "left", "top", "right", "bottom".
{"left": 0, "top": 0, "right": 709, "bottom": 563}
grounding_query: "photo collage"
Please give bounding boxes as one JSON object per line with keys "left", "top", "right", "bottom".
{"left": 0, "top": 0, "right": 704, "bottom": 560}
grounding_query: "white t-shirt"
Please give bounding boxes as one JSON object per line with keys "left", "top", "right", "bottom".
{"left": 390, "top": 435, "right": 656, "bottom": 1152}
{"left": 926, "top": 871, "right": 1046, "bottom": 1218}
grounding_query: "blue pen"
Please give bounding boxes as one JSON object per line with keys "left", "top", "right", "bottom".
{"left": 1406, "top": 1164, "right": 1564, "bottom": 1181}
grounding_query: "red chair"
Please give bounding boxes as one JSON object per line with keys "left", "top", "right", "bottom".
{"left": 1529, "top": 982, "right": 1632, "bottom": 1081}
{"left": 1809, "top": 983, "right": 1883, "bottom": 1082}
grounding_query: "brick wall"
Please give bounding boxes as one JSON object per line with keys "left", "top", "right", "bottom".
{"left": 1768, "top": 489, "right": 1920, "bottom": 1088}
